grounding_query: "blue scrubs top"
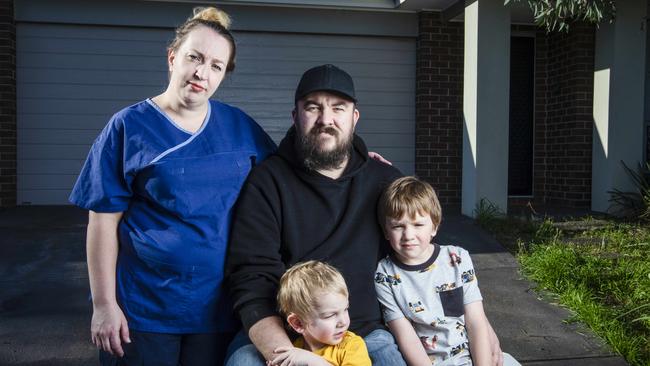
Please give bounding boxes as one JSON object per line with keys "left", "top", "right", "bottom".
{"left": 70, "top": 99, "right": 276, "bottom": 333}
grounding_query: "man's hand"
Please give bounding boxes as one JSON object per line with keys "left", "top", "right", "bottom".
{"left": 91, "top": 302, "right": 131, "bottom": 357}
{"left": 267, "top": 346, "right": 331, "bottom": 366}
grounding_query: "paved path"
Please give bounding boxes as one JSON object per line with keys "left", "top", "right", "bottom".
{"left": 0, "top": 206, "right": 629, "bottom": 365}
{"left": 438, "top": 214, "right": 628, "bottom": 366}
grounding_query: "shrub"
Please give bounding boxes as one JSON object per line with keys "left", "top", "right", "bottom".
{"left": 608, "top": 161, "right": 650, "bottom": 221}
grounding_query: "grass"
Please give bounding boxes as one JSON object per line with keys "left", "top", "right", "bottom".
{"left": 475, "top": 210, "right": 650, "bottom": 366}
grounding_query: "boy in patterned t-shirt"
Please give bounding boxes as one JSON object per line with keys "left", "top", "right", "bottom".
{"left": 375, "top": 176, "right": 520, "bottom": 366}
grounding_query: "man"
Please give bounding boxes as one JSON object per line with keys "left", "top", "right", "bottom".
{"left": 225, "top": 64, "right": 406, "bottom": 366}
{"left": 225, "top": 64, "right": 502, "bottom": 366}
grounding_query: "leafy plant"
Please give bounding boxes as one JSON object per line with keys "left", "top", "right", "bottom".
{"left": 473, "top": 198, "right": 504, "bottom": 229}
{"left": 608, "top": 161, "right": 650, "bottom": 221}
{"left": 504, "top": 0, "right": 616, "bottom": 32}
{"left": 531, "top": 218, "right": 561, "bottom": 244}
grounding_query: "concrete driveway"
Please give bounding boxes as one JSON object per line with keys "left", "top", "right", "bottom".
{"left": 0, "top": 206, "right": 629, "bottom": 365}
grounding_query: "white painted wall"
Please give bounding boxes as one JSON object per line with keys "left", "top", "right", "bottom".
{"left": 592, "top": 0, "right": 648, "bottom": 213}
{"left": 462, "top": 0, "right": 511, "bottom": 216}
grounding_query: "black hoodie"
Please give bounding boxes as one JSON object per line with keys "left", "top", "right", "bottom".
{"left": 225, "top": 127, "right": 402, "bottom": 337}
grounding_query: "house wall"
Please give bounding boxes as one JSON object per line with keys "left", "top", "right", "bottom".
{"left": 415, "top": 12, "right": 464, "bottom": 210}
{"left": 538, "top": 23, "right": 595, "bottom": 207}
{"left": 0, "top": 0, "right": 15, "bottom": 208}
{"left": 416, "top": 12, "right": 596, "bottom": 210}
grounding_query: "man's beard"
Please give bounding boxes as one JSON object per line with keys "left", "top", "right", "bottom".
{"left": 296, "top": 126, "right": 353, "bottom": 171}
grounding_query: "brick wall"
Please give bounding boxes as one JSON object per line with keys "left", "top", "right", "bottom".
{"left": 415, "top": 12, "right": 464, "bottom": 210}
{"left": 0, "top": 0, "right": 16, "bottom": 208}
{"left": 535, "top": 23, "right": 595, "bottom": 207}
{"left": 533, "top": 29, "right": 549, "bottom": 207}
{"left": 416, "top": 15, "right": 595, "bottom": 210}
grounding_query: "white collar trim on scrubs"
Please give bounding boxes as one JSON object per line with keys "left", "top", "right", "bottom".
{"left": 146, "top": 99, "right": 212, "bottom": 165}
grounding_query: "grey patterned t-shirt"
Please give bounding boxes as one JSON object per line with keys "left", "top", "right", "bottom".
{"left": 375, "top": 244, "right": 482, "bottom": 366}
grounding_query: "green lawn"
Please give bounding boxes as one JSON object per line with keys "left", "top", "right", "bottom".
{"left": 477, "top": 214, "right": 650, "bottom": 366}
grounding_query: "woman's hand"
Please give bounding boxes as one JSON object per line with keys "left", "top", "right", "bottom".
{"left": 86, "top": 211, "right": 127, "bottom": 357}
{"left": 267, "top": 346, "right": 331, "bottom": 366}
{"left": 91, "top": 301, "right": 131, "bottom": 357}
{"left": 368, "top": 151, "right": 392, "bottom": 165}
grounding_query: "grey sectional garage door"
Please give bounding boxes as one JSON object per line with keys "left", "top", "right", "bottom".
{"left": 16, "top": 23, "right": 415, "bottom": 204}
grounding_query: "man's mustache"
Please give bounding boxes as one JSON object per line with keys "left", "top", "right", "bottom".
{"left": 310, "top": 126, "right": 338, "bottom": 137}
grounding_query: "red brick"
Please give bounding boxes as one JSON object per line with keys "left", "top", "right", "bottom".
{"left": 0, "top": 0, "right": 15, "bottom": 208}
{"left": 416, "top": 12, "right": 464, "bottom": 206}
{"left": 533, "top": 23, "right": 594, "bottom": 208}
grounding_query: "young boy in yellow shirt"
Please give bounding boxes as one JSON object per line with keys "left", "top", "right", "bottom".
{"left": 269, "top": 260, "right": 371, "bottom": 366}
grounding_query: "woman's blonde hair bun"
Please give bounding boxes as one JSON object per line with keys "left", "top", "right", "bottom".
{"left": 168, "top": 6, "right": 237, "bottom": 72}
{"left": 192, "top": 7, "right": 231, "bottom": 30}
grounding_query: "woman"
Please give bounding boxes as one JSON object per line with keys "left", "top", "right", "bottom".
{"left": 69, "top": 7, "right": 276, "bottom": 365}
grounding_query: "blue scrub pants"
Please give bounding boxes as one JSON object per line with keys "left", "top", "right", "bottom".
{"left": 99, "top": 330, "right": 236, "bottom": 366}
{"left": 224, "top": 328, "right": 406, "bottom": 366}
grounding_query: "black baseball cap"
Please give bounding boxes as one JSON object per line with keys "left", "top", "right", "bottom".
{"left": 294, "top": 64, "right": 357, "bottom": 103}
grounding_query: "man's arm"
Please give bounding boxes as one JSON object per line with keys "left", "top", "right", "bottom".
{"left": 248, "top": 316, "right": 292, "bottom": 361}
{"left": 225, "top": 172, "right": 293, "bottom": 358}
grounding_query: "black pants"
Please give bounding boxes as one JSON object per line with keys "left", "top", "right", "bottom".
{"left": 99, "top": 331, "right": 236, "bottom": 366}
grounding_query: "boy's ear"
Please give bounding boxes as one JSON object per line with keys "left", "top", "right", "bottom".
{"left": 287, "top": 313, "right": 306, "bottom": 334}
{"left": 431, "top": 225, "right": 439, "bottom": 238}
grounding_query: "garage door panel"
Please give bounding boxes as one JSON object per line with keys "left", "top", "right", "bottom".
{"left": 237, "top": 47, "right": 413, "bottom": 65}
{"left": 360, "top": 133, "right": 414, "bottom": 147}
{"left": 19, "top": 83, "right": 162, "bottom": 101}
{"left": 19, "top": 114, "right": 107, "bottom": 130}
{"left": 356, "top": 105, "right": 415, "bottom": 119}
{"left": 223, "top": 75, "right": 415, "bottom": 93}
{"left": 17, "top": 190, "right": 76, "bottom": 205}
{"left": 258, "top": 118, "right": 413, "bottom": 135}
{"left": 17, "top": 23, "right": 415, "bottom": 204}
{"left": 18, "top": 53, "right": 166, "bottom": 71}
{"left": 19, "top": 75, "right": 288, "bottom": 95}
{"left": 232, "top": 61, "right": 415, "bottom": 78}
{"left": 19, "top": 36, "right": 165, "bottom": 56}
{"left": 19, "top": 99, "right": 144, "bottom": 115}
{"left": 19, "top": 174, "right": 79, "bottom": 190}
{"left": 19, "top": 129, "right": 99, "bottom": 145}
{"left": 19, "top": 144, "right": 92, "bottom": 160}
{"left": 219, "top": 89, "right": 413, "bottom": 106}
{"left": 18, "top": 68, "right": 167, "bottom": 86}
{"left": 237, "top": 33, "right": 414, "bottom": 51}
{"left": 233, "top": 102, "right": 413, "bottom": 117}
{"left": 19, "top": 159, "right": 85, "bottom": 175}
{"left": 18, "top": 23, "right": 167, "bottom": 41}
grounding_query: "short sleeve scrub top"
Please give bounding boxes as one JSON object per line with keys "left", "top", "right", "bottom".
{"left": 70, "top": 99, "right": 276, "bottom": 333}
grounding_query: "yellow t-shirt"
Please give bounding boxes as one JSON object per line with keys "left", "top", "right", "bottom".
{"left": 293, "top": 331, "right": 371, "bottom": 366}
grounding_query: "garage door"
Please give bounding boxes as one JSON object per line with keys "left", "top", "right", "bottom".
{"left": 16, "top": 23, "right": 415, "bottom": 204}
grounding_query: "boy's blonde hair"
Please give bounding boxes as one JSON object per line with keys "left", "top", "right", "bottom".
{"left": 277, "top": 260, "right": 348, "bottom": 319}
{"left": 378, "top": 176, "right": 442, "bottom": 229}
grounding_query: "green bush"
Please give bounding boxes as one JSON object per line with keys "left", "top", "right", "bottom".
{"left": 608, "top": 161, "right": 650, "bottom": 221}
{"left": 473, "top": 198, "right": 503, "bottom": 229}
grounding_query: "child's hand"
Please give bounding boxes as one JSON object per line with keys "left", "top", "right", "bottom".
{"left": 268, "top": 346, "right": 330, "bottom": 366}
